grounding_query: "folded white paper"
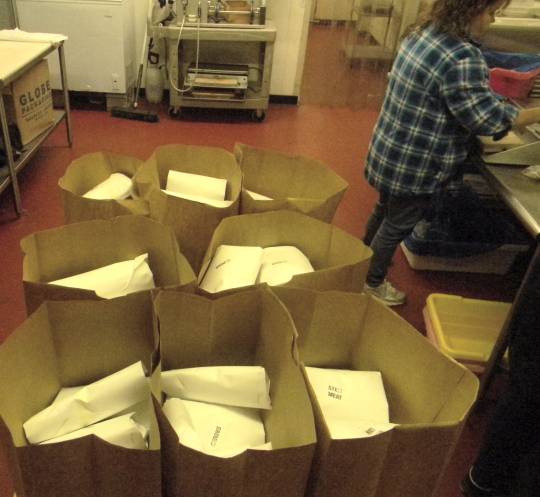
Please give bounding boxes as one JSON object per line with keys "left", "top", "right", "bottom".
{"left": 52, "top": 385, "right": 154, "bottom": 434}
{"left": 83, "top": 173, "right": 133, "bottom": 200}
{"left": 0, "top": 28, "right": 67, "bottom": 43}
{"left": 49, "top": 253, "right": 155, "bottom": 299}
{"left": 256, "top": 246, "right": 314, "bottom": 286}
{"left": 163, "top": 398, "right": 267, "bottom": 458}
{"left": 161, "top": 366, "right": 272, "bottom": 410}
{"left": 245, "top": 189, "right": 273, "bottom": 201}
{"left": 199, "top": 245, "right": 264, "bottom": 293}
{"left": 161, "top": 189, "right": 233, "bottom": 208}
{"left": 166, "top": 170, "right": 227, "bottom": 201}
{"left": 305, "top": 367, "right": 395, "bottom": 440}
{"left": 40, "top": 413, "right": 149, "bottom": 449}
{"left": 24, "top": 362, "right": 150, "bottom": 444}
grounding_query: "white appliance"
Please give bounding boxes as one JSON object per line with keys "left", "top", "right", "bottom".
{"left": 15, "top": 0, "right": 137, "bottom": 94}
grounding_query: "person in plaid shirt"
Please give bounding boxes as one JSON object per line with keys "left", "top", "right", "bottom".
{"left": 362, "top": 0, "right": 540, "bottom": 306}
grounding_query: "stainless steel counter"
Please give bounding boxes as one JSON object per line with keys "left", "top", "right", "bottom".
{"left": 475, "top": 144, "right": 540, "bottom": 399}
{"left": 476, "top": 161, "right": 540, "bottom": 239}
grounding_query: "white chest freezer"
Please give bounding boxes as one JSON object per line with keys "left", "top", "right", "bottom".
{"left": 15, "top": 0, "right": 136, "bottom": 93}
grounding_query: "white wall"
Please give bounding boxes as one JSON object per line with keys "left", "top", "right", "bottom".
{"left": 268, "top": 0, "right": 313, "bottom": 97}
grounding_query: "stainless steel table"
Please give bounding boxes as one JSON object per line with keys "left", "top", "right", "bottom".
{"left": 475, "top": 145, "right": 540, "bottom": 399}
{"left": 0, "top": 39, "right": 72, "bottom": 216}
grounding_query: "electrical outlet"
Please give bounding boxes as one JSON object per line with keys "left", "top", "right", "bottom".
{"left": 111, "top": 73, "right": 120, "bottom": 91}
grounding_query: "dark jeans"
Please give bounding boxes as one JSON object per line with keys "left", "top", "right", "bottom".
{"left": 363, "top": 192, "right": 431, "bottom": 287}
{"left": 472, "top": 258, "right": 540, "bottom": 495}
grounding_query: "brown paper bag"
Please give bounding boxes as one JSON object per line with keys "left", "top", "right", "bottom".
{"left": 234, "top": 143, "right": 348, "bottom": 222}
{"left": 154, "top": 288, "right": 316, "bottom": 497}
{"left": 21, "top": 215, "right": 196, "bottom": 314}
{"left": 58, "top": 151, "right": 149, "bottom": 223}
{"left": 0, "top": 296, "right": 162, "bottom": 497}
{"left": 273, "top": 287, "right": 479, "bottom": 497}
{"left": 134, "top": 144, "right": 241, "bottom": 273}
{"left": 198, "top": 210, "right": 373, "bottom": 295}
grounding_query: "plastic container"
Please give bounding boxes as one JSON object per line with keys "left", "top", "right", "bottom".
{"left": 423, "top": 293, "right": 510, "bottom": 373}
{"left": 400, "top": 241, "right": 529, "bottom": 274}
{"left": 489, "top": 67, "right": 540, "bottom": 99}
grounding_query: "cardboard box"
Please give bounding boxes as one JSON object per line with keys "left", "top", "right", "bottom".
{"left": 273, "top": 288, "right": 479, "bottom": 497}
{"left": 0, "top": 296, "right": 162, "bottom": 497}
{"left": 3, "top": 59, "right": 54, "bottom": 146}
{"left": 58, "top": 151, "right": 150, "bottom": 224}
{"left": 154, "top": 288, "right": 317, "bottom": 497}
{"left": 234, "top": 143, "right": 349, "bottom": 222}
{"left": 133, "top": 144, "right": 242, "bottom": 273}
{"left": 21, "top": 215, "right": 196, "bottom": 314}
{"left": 198, "top": 210, "right": 373, "bottom": 294}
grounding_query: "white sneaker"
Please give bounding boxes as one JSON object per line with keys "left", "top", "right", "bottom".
{"left": 364, "top": 280, "right": 406, "bottom": 306}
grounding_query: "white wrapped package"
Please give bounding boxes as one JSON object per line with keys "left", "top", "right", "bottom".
{"left": 40, "top": 413, "right": 149, "bottom": 449}
{"left": 166, "top": 170, "right": 227, "bottom": 201}
{"left": 161, "top": 366, "right": 272, "bottom": 409}
{"left": 245, "top": 189, "right": 273, "bottom": 201}
{"left": 24, "top": 362, "right": 150, "bottom": 444}
{"left": 305, "top": 367, "right": 396, "bottom": 440}
{"left": 163, "top": 398, "right": 267, "bottom": 458}
{"left": 256, "top": 246, "right": 314, "bottom": 286}
{"left": 162, "top": 189, "right": 233, "bottom": 208}
{"left": 199, "top": 245, "right": 263, "bottom": 293}
{"left": 49, "top": 253, "right": 155, "bottom": 299}
{"left": 83, "top": 173, "right": 134, "bottom": 200}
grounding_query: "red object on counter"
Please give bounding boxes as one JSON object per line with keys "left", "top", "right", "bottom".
{"left": 489, "top": 66, "right": 540, "bottom": 99}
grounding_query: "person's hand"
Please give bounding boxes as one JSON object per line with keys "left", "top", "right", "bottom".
{"left": 514, "top": 106, "right": 540, "bottom": 128}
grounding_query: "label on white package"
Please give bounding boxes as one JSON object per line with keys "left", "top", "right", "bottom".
{"left": 305, "top": 367, "right": 396, "bottom": 440}
{"left": 163, "top": 397, "right": 268, "bottom": 458}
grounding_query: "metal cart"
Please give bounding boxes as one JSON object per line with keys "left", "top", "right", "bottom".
{"left": 154, "top": 22, "right": 276, "bottom": 121}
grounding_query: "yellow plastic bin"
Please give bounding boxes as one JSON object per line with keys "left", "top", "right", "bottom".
{"left": 424, "top": 293, "right": 510, "bottom": 373}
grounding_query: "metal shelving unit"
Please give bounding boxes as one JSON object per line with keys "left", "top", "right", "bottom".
{"left": 344, "top": 0, "right": 401, "bottom": 62}
{"left": 343, "top": 0, "right": 421, "bottom": 63}
{"left": 0, "top": 40, "right": 72, "bottom": 216}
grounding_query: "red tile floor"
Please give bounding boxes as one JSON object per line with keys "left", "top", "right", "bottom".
{"left": 0, "top": 22, "right": 525, "bottom": 497}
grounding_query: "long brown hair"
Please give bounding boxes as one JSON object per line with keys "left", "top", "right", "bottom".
{"left": 414, "top": 0, "right": 511, "bottom": 39}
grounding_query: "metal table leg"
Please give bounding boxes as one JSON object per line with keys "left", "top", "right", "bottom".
{"left": 58, "top": 43, "right": 72, "bottom": 146}
{"left": 0, "top": 96, "right": 22, "bottom": 216}
{"left": 478, "top": 243, "right": 540, "bottom": 399}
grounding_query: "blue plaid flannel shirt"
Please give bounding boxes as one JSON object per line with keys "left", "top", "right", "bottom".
{"left": 365, "top": 25, "right": 519, "bottom": 196}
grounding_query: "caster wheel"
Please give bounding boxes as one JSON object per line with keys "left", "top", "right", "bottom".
{"left": 168, "top": 107, "right": 181, "bottom": 118}
{"left": 251, "top": 110, "right": 266, "bottom": 122}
